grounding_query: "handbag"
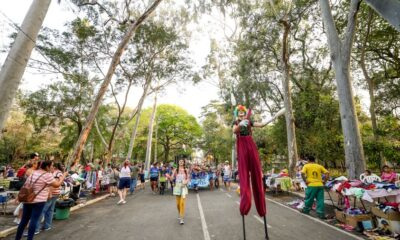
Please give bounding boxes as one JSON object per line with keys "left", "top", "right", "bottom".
{"left": 173, "top": 182, "right": 183, "bottom": 196}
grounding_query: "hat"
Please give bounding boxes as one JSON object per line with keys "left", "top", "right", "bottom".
{"left": 225, "top": 161, "right": 229, "bottom": 164}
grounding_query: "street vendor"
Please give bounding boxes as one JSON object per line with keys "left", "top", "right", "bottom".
{"left": 301, "top": 156, "right": 329, "bottom": 219}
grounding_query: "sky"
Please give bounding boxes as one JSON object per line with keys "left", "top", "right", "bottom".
{"left": 0, "top": 0, "right": 222, "bottom": 120}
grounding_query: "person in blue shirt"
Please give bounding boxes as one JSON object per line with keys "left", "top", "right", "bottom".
{"left": 149, "top": 162, "right": 160, "bottom": 194}
{"left": 191, "top": 166, "right": 200, "bottom": 193}
{"left": 207, "top": 165, "right": 215, "bottom": 191}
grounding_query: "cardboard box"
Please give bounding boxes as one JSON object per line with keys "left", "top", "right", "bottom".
{"left": 335, "top": 209, "right": 372, "bottom": 227}
{"left": 371, "top": 207, "right": 400, "bottom": 221}
{"left": 376, "top": 217, "right": 400, "bottom": 234}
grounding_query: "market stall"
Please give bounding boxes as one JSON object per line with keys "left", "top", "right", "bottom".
{"left": 326, "top": 176, "right": 400, "bottom": 237}
{"left": 265, "top": 175, "right": 293, "bottom": 194}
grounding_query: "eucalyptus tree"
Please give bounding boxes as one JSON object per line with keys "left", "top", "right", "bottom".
{"left": 127, "top": 21, "right": 196, "bottom": 159}
{"left": 319, "top": 0, "right": 366, "bottom": 178}
{"left": 68, "top": 0, "right": 163, "bottom": 165}
{"left": 20, "top": 18, "right": 101, "bottom": 160}
{"left": 0, "top": 0, "right": 52, "bottom": 132}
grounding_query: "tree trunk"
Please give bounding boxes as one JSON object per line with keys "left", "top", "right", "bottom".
{"left": 144, "top": 92, "right": 158, "bottom": 171}
{"left": 0, "top": 0, "right": 51, "bottom": 131}
{"left": 364, "top": 0, "right": 400, "bottom": 32}
{"left": 280, "top": 19, "right": 298, "bottom": 178}
{"left": 360, "top": 9, "right": 382, "bottom": 167}
{"left": 94, "top": 118, "right": 109, "bottom": 148}
{"left": 319, "top": 0, "right": 366, "bottom": 179}
{"left": 154, "top": 117, "right": 158, "bottom": 163}
{"left": 67, "top": 0, "right": 162, "bottom": 166}
{"left": 106, "top": 80, "right": 133, "bottom": 164}
{"left": 126, "top": 80, "right": 152, "bottom": 159}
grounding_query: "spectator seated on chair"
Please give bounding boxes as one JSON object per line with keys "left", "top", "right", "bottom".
{"left": 381, "top": 165, "right": 397, "bottom": 183}
{"left": 360, "top": 170, "right": 381, "bottom": 184}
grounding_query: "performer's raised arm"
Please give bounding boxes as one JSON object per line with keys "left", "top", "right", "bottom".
{"left": 253, "top": 108, "right": 286, "bottom": 128}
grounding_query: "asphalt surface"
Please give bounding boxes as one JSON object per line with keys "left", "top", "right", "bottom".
{"left": 6, "top": 186, "right": 360, "bottom": 240}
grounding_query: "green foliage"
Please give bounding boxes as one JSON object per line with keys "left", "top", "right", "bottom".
{"left": 200, "top": 101, "right": 233, "bottom": 165}
{"left": 127, "top": 104, "right": 202, "bottom": 162}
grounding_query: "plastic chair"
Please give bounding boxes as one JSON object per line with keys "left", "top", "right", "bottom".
{"left": 360, "top": 173, "right": 381, "bottom": 184}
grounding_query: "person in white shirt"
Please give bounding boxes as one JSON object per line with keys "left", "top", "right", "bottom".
{"left": 117, "top": 160, "right": 131, "bottom": 205}
{"left": 223, "top": 161, "right": 232, "bottom": 191}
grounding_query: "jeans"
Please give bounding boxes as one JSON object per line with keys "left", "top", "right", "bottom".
{"left": 36, "top": 196, "right": 58, "bottom": 232}
{"left": 15, "top": 202, "right": 46, "bottom": 240}
{"left": 160, "top": 182, "right": 166, "bottom": 195}
{"left": 129, "top": 178, "right": 137, "bottom": 193}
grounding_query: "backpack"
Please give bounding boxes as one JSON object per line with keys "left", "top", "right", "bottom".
{"left": 18, "top": 172, "right": 47, "bottom": 203}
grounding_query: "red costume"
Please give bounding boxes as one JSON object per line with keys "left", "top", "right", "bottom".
{"left": 235, "top": 124, "right": 266, "bottom": 217}
{"left": 233, "top": 105, "right": 268, "bottom": 240}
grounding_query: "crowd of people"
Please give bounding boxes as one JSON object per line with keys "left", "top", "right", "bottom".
{"left": 3, "top": 151, "right": 400, "bottom": 239}
{"left": 0, "top": 152, "right": 241, "bottom": 239}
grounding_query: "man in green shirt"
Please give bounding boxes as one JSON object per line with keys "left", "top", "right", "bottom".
{"left": 301, "top": 156, "right": 329, "bottom": 219}
{"left": 130, "top": 161, "right": 139, "bottom": 194}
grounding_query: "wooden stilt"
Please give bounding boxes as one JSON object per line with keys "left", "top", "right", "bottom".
{"left": 264, "top": 215, "right": 270, "bottom": 240}
{"left": 242, "top": 215, "right": 246, "bottom": 240}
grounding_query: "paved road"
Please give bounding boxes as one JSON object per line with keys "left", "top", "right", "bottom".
{"left": 7, "top": 187, "right": 362, "bottom": 240}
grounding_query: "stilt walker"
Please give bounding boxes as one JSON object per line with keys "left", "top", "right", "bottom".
{"left": 233, "top": 105, "right": 285, "bottom": 240}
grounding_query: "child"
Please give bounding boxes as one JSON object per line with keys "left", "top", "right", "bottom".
{"left": 159, "top": 166, "right": 168, "bottom": 195}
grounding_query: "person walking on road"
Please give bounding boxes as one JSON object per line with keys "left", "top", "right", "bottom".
{"left": 223, "top": 161, "right": 232, "bottom": 191}
{"left": 159, "top": 165, "right": 168, "bottom": 195}
{"left": 117, "top": 160, "right": 131, "bottom": 205}
{"left": 168, "top": 159, "right": 189, "bottom": 225}
{"left": 149, "top": 163, "right": 160, "bottom": 194}
{"left": 15, "top": 160, "right": 67, "bottom": 240}
{"left": 138, "top": 164, "right": 145, "bottom": 190}
{"left": 129, "top": 161, "right": 139, "bottom": 195}
{"left": 301, "top": 156, "right": 329, "bottom": 219}
{"left": 207, "top": 165, "right": 215, "bottom": 191}
{"left": 108, "top": 165, "right": 119, "bottom": 197}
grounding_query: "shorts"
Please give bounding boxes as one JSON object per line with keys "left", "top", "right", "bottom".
{"left": 223, "top": 176, "right": 231, "bottom": 183}
{"left": 118, "top": 178, "right": 131, "bottom": 189}
{"left": 140, "top": 176, "right": 145, "bottom": 183}
{"left": 109, "top": 182, "right": 117, "bottom": 187}
{"left": 150, "top": 177, "right": 158, "bottom": 182}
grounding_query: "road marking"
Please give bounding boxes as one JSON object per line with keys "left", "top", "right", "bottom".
{"left": 197, "top": 194, "right": 211, "bottom": 240}
{"left": 225, "top": 193, "right": 232, "bottom": 198}
{"left": 265, "top": 197, "right": 364, "bottom": 240}
{"left": 235, "top": 201, "right": 240, "bottom": 205}
{"left": 253, "top": 215, "right": 272, "bottom": 228}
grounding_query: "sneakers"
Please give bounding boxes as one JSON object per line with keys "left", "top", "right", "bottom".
{"left": 122, "top": 200, "right": 127, "bottom": 204}
{"left": 23, "top": 231, "right": 40, "bottom": 237}
{"left": 300, "top": 209, "right": 310, "bottom": 215}
{"left": 117, "top": 199, "right": 124, "bottom": 205}
{"left": 179, "top": 219, "right": 184, "bottom": 225}
{"left": 43, "top": 227, "right": 52, "bottom": 231}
